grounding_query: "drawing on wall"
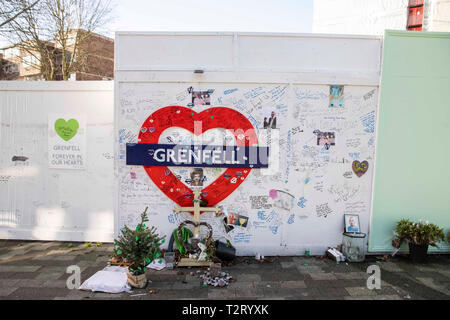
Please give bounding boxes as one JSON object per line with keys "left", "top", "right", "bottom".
{"left": 263, "top": 108, "right": 277, "bottom": 129}
{"left": 55, "top": 118, "right": 79, "bottom": 141}
{"left": 133, "top": 105, "right": 259, "bottom": 209}
{"left": 344, "top": 214, "right": 360, "bottom": 233}
{"left": 329, "top": 85, "right": 344, "bottom": 108}
{"left": 187, "top": 86, "right": 214, "bottom": 106}
{"left": 352, "top": 160, "right": 369, "bottom": 177}
{"left": 272, "top": 190, "right": 295, "bottom": 211}
{"left": 118, "top": 83, "right": 378, "bottom": 255}
{"left": 48, "top": 114, "right": 86, "bottom": 169}
{"left": 314, "top": 130, "right": 336, "bottom": 150}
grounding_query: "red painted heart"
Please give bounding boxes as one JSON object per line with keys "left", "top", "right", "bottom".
{"left": 352, "top": 160, "right": 369, "bottom": 177}
{"left": 138, "top": 106, "right": 258, "bottom": 212}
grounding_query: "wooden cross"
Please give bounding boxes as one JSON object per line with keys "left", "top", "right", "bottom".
{"left": 173, "top": 188, "right": 222, "bottom": 267}
{"left": 173, "top": 188, "right": 221, "bottom": 239}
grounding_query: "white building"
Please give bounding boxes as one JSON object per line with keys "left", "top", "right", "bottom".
{"left": 313, "top": 0, "right": 450, "bottom": 35}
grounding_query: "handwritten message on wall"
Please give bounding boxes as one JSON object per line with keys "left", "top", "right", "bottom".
{"left": 117, "top": 84, "right": 378, "bottom": 255}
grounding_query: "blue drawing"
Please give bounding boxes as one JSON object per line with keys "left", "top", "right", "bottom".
{"left": 360, "top": 110, "right": 376, "bottom": 133}
{"left": 297, "top": 197, "right": 307, "bottom": 208}
{"left": 252, "top": 221, "right": 267, "bottom": 229}
{"left": 168, "top": 213, "right": 177, "bottom": 224}
{"left": 119, "top": 129, "right": 126, "bottom": 143}
{"left": 349, "top": 152, "right": 360, "bottom": 160}
{"left": 269, "top": 226, "right": 278, "bottom": 235}
{"left": 257, "top": 211, "right": 266, "bottom": 221}
{"left": 265, "top": 211, "right": 276, "bottom": 223}
{"left": 224, "top": 88, "right": 238, "bottom": 95}
{"left": 243, "top": 86, "right": 265, "bottom": 100}
{"left": 304, "top": 177, "right": 310, "bottom": 184}
{"left": 288, "top": 214, "right": 295, "bottom": 224}
{"left": 233, "top": 232, "right": 251, "bottom": 243}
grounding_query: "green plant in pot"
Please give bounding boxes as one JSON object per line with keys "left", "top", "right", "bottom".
{"left": 392, "top": 219, "right": 445, "bottom": 263}
{"left": 113, "top": 207, "right": 165, "bottom": 288}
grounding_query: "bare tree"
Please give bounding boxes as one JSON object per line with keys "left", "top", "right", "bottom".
{"left": 0, "top": 0, "right": 40, "bottom": 29}
{"left": 3, "top": 0, "right": 114, "bottom": 80}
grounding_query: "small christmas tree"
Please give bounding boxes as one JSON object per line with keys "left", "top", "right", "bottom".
{"left": 114, "top": 207, "right": 165, "bottom": 276}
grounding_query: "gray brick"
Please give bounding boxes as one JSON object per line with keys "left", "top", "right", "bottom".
{"left": 235, "top": 287, "right": 264, "bottom": 298}
{"left": 0, "top": 287, "right": 18, "bottom": 297}
{"left": 253, "top": 281, "right": 280, "bottom": 289}
{"left": 66, "top": 289, "right": 94, "bottom": 299}
{"left": 15, "top": 279, "right": 47, "bottom": 287}
{"left": 297, "top": 265, "right": 324, "bottom": 273}
{"left": 280, "top": 280, "right": 307, "bottom": 289}
{"left": 334, "top": 272, "right": 368, "bottom": 280}
{"left": 35, "top": 272, "right": 65, "bottom": 281}
{"left": 309, "top": 272, "right": 338, "bottom": 280}
{"left": 7, "top": 287, "right": 71, "bottom": 299}
{"left": 91, "top": 292, "right": 125, "bottom": 299}
{"left": 318, "top": 287, "right": 349, "bottom": 297}
{"left": 280, "top": 261, "right": 296, "bottom": 268}
{"left": 344, "top": 295, "right": 375, "bottom": 300}
{"left": 208, "top": 288, "right": 236, "bottom": 299}
{"left": 235, "top": 273, "right": 261, "bottom": 282}
{"left": 372, "top": 294, "right": 403, "bottom": 300}
{"left": 0, "top": 279, "right": 20, "bottom": 287}
{"left": 171, "top": 281, "right": 199, "bottom": 289}
{"left": 345, "top": 287, "right": 377, "bottom": 296}
{"left": 43, "top": 280, "right": 68, "bottom": 288}
{"left": 0, "top": 265, "right": 42, "bottom": 272}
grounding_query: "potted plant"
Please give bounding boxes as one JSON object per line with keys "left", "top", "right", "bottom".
{"left": 392, "top": 219, "right": 445, "bottom": 263}
{"left": 113, "top": 207, "right": 165, "bottom": 288}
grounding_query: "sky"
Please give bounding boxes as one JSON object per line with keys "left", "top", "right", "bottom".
{"left": 106, "top": 0, "right": 313, "bottom": 36}
{"left": 1, "top": 0, "right": 314, "bottom": 47}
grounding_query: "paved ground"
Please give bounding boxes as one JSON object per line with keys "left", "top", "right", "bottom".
{"left": 0, "top": 240, "right": 448, "bottom": 300}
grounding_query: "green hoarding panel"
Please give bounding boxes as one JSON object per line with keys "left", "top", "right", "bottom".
{"left": 369, "top": 30, "right": 450, "bottom": 253}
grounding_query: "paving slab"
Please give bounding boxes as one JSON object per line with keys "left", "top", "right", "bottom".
{"left": 0, "top": 240, "right": 448, "bottom": 300}
{"left": 345, "top": 286, "right": 378, "bottom": 296}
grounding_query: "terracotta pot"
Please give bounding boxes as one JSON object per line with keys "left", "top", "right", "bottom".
{"left": 126, "top": 269, "right": 147, "bottom": 288}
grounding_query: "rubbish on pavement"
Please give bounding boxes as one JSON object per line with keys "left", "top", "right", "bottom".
{"left": 79, "top": 266, "right": 131, "bottom": 294}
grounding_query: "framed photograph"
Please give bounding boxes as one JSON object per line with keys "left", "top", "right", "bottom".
{"left": 189, "top": 168, "right": 204, "bottom": 187}
{"left": 187, "top": 87, "right": 214, "bottom": 106}
{"left": 344, "top": 214, "right": 360, "bottom": 233}
{"left": 262, "top": 106, "right": 278, "bottom": 129}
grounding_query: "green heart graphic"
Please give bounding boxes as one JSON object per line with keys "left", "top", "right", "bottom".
{"left": 54, "top": 118, "right": 79, "bottom": 141}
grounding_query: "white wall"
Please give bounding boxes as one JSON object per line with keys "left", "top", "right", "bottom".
{"left": 0, "top": 81, "right": 115, "bottom": 242}
{"left": 313, "top": 0, "right": 450, "bottom": 35}
{"left": 427, "top": 0, "right": 450, "bottom": 31}
{"left": 313, "top": 0, "right": 408, "bottom": 35}
{"left": 115, "top": 32, "right": 382, "bottom": 256}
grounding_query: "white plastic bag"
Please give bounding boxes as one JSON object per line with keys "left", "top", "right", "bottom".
{"left": 79, "top": 266, "right": 131, "bottom": 293}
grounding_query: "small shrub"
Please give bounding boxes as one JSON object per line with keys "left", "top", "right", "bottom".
{"left": 392, "top": 219, "right": 445, "bottom": 249}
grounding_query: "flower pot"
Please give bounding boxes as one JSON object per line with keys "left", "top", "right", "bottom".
{"left": 126, "top": 269, "right": 147, "bottom": 288}
{"left": 408, "top": 243, "right": 429, "bottom": 263}
{"left": 214, "top": 240, "right": 236, "bottom": 261}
